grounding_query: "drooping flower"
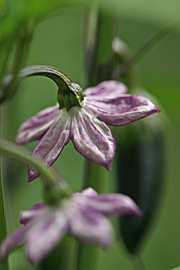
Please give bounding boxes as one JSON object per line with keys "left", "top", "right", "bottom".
{"left": 15, "top": 76, "right": 160, "bottom": 181}
{"left": 0, "top": 188, "right": 141, "bottom": 263}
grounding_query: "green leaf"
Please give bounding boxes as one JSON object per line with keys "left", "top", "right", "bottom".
{"left": 0, "top": 0, "right": 94, "bottom": 44}
{"left": 171, "top": 267, "right": 180, "bottom": 270}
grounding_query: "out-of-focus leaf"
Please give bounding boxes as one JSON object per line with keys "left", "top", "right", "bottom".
{"left": 171, "top": 267, "right": 180, "bottom": 270}
{"left": 0, "top": 0, "right": 94, "bottom": 44}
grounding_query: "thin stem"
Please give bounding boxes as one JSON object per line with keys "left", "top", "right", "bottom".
{"left": 0, "top": 138, "right": 67, "bottom": 189}
{"left": 20, "top": 65, "right": 72, "bottom": 88}
{"left": 0, "top": 111, "right": 9, "bottom": 270}
{"left": 0, "top": 163, "right": 9, "bottom": 270}
{"left": 75, "top": 160, "right": 108, "bottom": 270}
{"left": 2, "top": 65, "right": 70, "bottom": 87}
{"left": 75, "top": 8, "right": 116, "bottom": 270}
{"left": 1, "top": 65, "right": 80, "bottom": 110}
{"left": 1, "top": 65, "right": 72, "bottom": 105}
{"left": 132, "top": 255, "right": 146, "bottom": 270}
{"left": 75, "top": 242, "right": 101, "bottom": 270}
{"left": 83, "top": 159, "right": 107, "bottom": 191}
{"left": 118, "top": 24, "right": 179, "bottom": 77}
{"left": 0, "top": 23, "right": 34, "bottom": 103}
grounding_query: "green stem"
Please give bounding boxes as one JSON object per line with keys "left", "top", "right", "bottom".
{"left": 1, "top": 65, "right": 84, "bottom": 110}
{"left": 20, "top": 65, "right": 72, "bottom": 88}
{"left": 0, "top": 138, "right": 67, "bottom": 190}
{"left": 75, "top": 242, "right": 101, "bottom": 270}
{"left": 75, "top": 8, "right": 116, "bottom": 270}
{"left": 83, "top": 159, "right": 107, "bottom": 191}
{"left": 132, "top": 255, "right": 146, "bottom": 270}
{"left": 0, "top": 161, "right": 9, "bottom": 270}
{"left": 0, "top": 112, "right": 9, "bottom": 270}
{"left": 75, "top": 160, "right": 107, "bottom": 270}
{"left": 84, "top": 9, "right": 117, "bottom": 86}
{"left": 1, "top": 65, "right": 71, "bottom": 97}
{"left": 0, "top": 23, "right": 34, "bottom": 103}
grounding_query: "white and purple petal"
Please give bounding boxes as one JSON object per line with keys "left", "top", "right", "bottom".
{"left": 85, "top": 81, "right": 127, "bottom": 99}
{"left": 81, "top": 187, "right": 98, "bottom": 197}
{"left": 69, "top": 205, "right": 113, "bottom": 247}
{"left": 0, "top": 226, "right": 28, "bottom": 261}
{"left": 25, "top": 209, "right": 68, "bottom": 263}
{"left": 85, "top": 95, "right": 160, "bottom": 126}
{"left": 20, "top": 203, "right": 45, "bottom": 225}
{"left": 70, "top": 107, "right": 115, "bottom": 171}
{"left": 28, "top": 109, "right": 70, "bottom": 181}
{"left": 15, "top": 105, "right": 59, "bottom": 144}
{"left": 83, "top": 193, "right": 142, "bottom": 216}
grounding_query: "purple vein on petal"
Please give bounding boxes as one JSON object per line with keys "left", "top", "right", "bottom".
{"left": 85, "top": 81, "right": 128, "bottom": 98}
{"left": 26, "top": 210, "right": 68, "bottom": 263}
{"left": 15, "top": 105, "right": 59, "bottom": 144}
{"left": 70, "top": 107, "right": 115, "bottom": 170}
{"left": 85, "top": 95, "right": 160, "bottom": 126}
{"left": 1, "top": 226, "right": 27, "bottom": 261}
{"left": 84, "top": 193, "right": 142, "bottom": 216}
{"left": 69, "top": 205, "right": 113, "bottom": 247}
{"left": 28, "top": 109, "right": 70, "bottom": 181}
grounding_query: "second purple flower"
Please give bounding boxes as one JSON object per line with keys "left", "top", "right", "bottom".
{"left": 1, "top": 188, "right": 141, "bottom": 263}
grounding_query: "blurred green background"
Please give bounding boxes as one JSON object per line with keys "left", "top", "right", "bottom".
{"left": 1, "top": 1, "right": 180, "bottom": 269}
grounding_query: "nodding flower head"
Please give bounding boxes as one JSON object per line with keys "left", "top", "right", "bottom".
{"left": 15, "top": 66, "right": 160, "bottom": 181}
{"left": 0, "top": 188, "right": 142, "bottom": 263}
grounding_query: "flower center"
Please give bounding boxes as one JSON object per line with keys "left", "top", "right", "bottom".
{"left": 57, "top": 82, "right": 85, "bottom": 111}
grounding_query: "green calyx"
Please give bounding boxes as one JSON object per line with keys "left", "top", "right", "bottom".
{"left": 43, "top": 182, "right": 72, "bottom": 206}
{"left": 18, "top": 65, "right": 85, "bottom": 111}
{"left": 57, "top": 82, "right": 85, "bottom": 111}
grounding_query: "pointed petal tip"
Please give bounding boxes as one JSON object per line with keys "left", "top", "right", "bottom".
{"left": 28, "top": 169, "right": 40, "bottom": 182}
{"left": 14, "top": 136, "right": 27, "bottom": 145}
{"left": 125, "top": 198, "right": 142, "bottom": 216}
{"left": 14, "top": 139, "right": 21, "bottom": 145}
{"left": 132, "top": 205, "right": 142, "bottom": 216}
{"left": 15, "top": 133, "right": 33, "bottom": 145}
{"left": 100, "top": 231, "right": 114, "bottom": 248}
{"left": 151, "top": 105, "right": 160, "bottom": 114}
{"left": 0, "top": 247, "right": 6, "bottom": 262}
{"left": 26, "top": 251, "right": 40, "bottom": 264}
{"left": 103, "top": 153, "right": 114, "bottom": 171}
{"left": 105, "top": 162, "right": 111, "bottom": 171}
{"left": 155, "top": 108, "right": 161, "bottom": 113}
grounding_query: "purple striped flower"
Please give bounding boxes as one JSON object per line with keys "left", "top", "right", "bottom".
{"left": 0, "top": 188, "right": 141, "bottom": 263}
{"left": 15, "top": 80, "right": 160, "bottom": 181}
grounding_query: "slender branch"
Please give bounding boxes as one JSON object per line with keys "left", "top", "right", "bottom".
{"left": 132, "top": 255, "right": 146, "bottom": 270}
{"left": 75, "top": 9, "right": 115, "bottom": 270}
{"left": 0, "top": 163, "right": 9, "bottom": 270}
{"left": 83, "top": 159, "right": 107, "bottom": 191}
{"left": 0, "top": 111, "right": 9, "bottom": 270}
{"left": 0, "top": 23, "right": 34, "bottom": 103}
{"left": 75, "top": 160, "right": 107, "bottom": 270}
{"left": 117, "top": 24, "right": 179, "bottom": 77}
{"left": 2, "top": 65, "right": 72, "bottom": 95}
{"left": 0, "top": 138, "right": 66, "bottom": 189}
{"left": 20, "top": 65, "right": 72, "bottom": 88}
{"left": 75, "top": 241, "right": 101, "bottom": 270}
